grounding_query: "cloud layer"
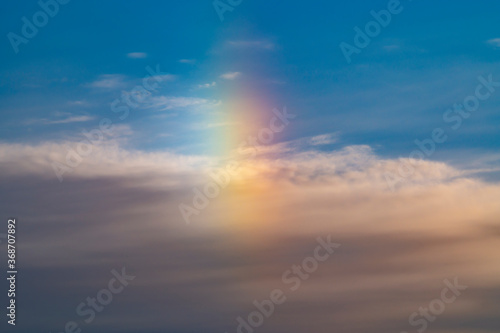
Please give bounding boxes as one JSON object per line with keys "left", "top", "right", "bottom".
{"left": 1, "top": 140, "right": 499, "bottom": 332}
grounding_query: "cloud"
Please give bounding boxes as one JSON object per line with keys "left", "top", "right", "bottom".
{"left": 44, "top": 116, "right": 94, "bottom": 124}
{"left": 249, "top": 134, "right": 340, "bottom": 156}
{"left": 220, "top": 72, "right": 241, "bottom": 80}
{"left": 88, "top": 74, "right": 127, "bottom": 89}
{"left": 67, "top": 100, "right": 88, "bottom": 106}
{"left": 151, "top": 74, "right": 177, "bottom": 82}
{"left": 486, "top": 38, "right": 500, "bottom": 48}
{"left": 0, "top": 140, "right": 488, "bottom": 195}
{"left": 144, "top": 96, "right": 219, "bottom": 111}
{"left": 197, "top": 82, "right": 216, "bottom": 89}
{"left": 308, "top": 133, "right": 339, "bottom": 146}
{"left": 227, "top": 40, "right": 275, "bottom": 50}
{"left": 1, "top": 140, "right": 500, "bottom": 332}
{"left": 179, "top": 59, "right": 196, "bottom": 64}
{"left": 25, "top": 114, "right": 94, "bottom": 125}
{"left": 88, "top": 73, "right": 174, "bottom": 91}
{"left": 127, "top": 52, "right": 148, "bottom": 59}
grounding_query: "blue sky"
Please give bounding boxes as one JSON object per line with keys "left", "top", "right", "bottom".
{"left": 2, "top": 0, "right": 500, "bottom": 164}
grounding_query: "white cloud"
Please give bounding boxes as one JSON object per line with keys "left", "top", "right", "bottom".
{"left": 3, "top": 139, "right": 500, "bottom": 243}
{"left": 109, "top": 124, "right": 134, "bottom": 138}
{"left": 152, "top": 74, "right": 177, "bottom": 83}
{"left": 67, "top": 100, "right": 88, "bottom": 106}
{"left": 248, "top": 134, "right": 339, "bottom": 156}
{"left": 227, "top": 40, "right": 275, "bottom": 50}
{"left": 127, "top": 52, "right": 148, "bottom": 59}
{"left": 219, "top": 72, "right": 241, "bottom": 80}
{"left": 25, "top": 115, "right": 94, "bottom": 125}
{"left": 1, "top": 140, "right": 497, "bottom": 198}
{"left": 88, "top": 73, "right": 174, "bottom": 91}
{"left": 179, "top": 59, "right": 196, "bottom": 64}
{"left": 88, "top": 74, "right": 127, "bottom": 89}
{"left": 308, "top": 133, "right": 339, "bottom": 146}
{"left": 197, "top": 82, "right": 216, "bottom": 89}
{"left": 487, "top": 38, "right": 500, "bottom": 48}
{"left": 145, "top": 96, "right": 219, "bottom": 111}
{"left": 45, "top": 116, "right": 94, "bottom": 124}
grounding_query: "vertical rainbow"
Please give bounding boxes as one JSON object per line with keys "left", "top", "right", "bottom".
{"left": 204, "top": 79, "right": 285, "bottom": 241}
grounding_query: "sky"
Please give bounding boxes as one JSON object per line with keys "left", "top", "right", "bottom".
{"left": 0, "top": 1, "right": 500, "bottom": 332}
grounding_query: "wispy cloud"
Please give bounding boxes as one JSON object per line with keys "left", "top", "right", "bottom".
{"left": 67, "top": 100, "right": 88, "bottom": 106}
{"left": 88, "top": 73, "right": 174, "bottom": 91}
{"left": 249, "top": 133, "right": 340, "bottom": 156}
{"left": 179, "top": 59, "right": 196, "bottom": 64}
{"left": 25, "top": 114, "right": 94, "bottom": 125}
{"left": 152, "top": 74, "right": 177, "bottom": 82}
{"left": 197, "top": 82, "right": 216, "bottom": 89}
{"left": 220, "top": 72, "right": 241, "bottom": 80}
{"left": 308, "top": 133, "right": 339, "bottom": 146}
{"left": 486, "top": 38, "right": 500, "bottom": 48}
{"left": 127, "top": 52, "right": 148, "bottom": 59}
{"left": 145, "top": 96, "right": 219, "bottom": 111}
{"left": 227, "top": 39, "right": 275, "bottom": 50}
{"left": 88, "top": 74, "right": 127, "bottom": 89}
